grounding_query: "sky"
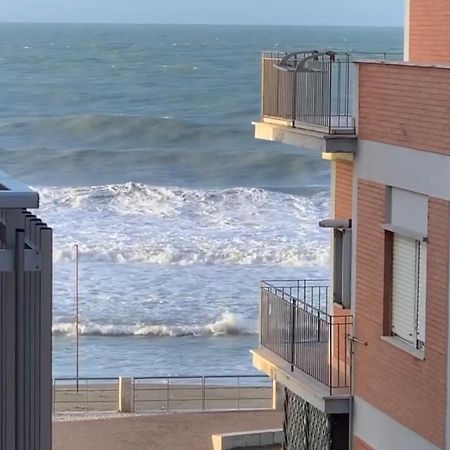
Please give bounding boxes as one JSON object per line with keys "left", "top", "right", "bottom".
{"left": 1, "top": 0, "right": 404, "bottom": 27}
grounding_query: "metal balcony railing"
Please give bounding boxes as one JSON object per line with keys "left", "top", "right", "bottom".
{"left": 260, "top": 280, "right": 352, "bottom": 395}
{"left": 260, "top": 50, "right": 402, "bottom": 134}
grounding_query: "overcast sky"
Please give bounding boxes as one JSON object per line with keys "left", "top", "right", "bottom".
{"left": 1, "top": 0, "right": 404, "bottom": 27}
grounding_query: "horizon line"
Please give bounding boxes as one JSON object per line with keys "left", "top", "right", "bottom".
{"left": 0, "top": 21, "right": 403, "bottom": 29}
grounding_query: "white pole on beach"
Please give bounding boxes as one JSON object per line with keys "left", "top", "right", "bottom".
{"left": 74, "top": 244, "right": 80, "bottom": 392}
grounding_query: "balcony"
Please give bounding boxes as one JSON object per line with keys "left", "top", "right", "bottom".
{"left": 254, "top": 50, "right": 401, "bottom": 153}
{"left": 251, "top": 280, "right": 353, "bottom": 414}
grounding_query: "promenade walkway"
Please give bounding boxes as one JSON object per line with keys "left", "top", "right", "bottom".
{"left": 53, "top": 410, "right": 282, "bottom": 450}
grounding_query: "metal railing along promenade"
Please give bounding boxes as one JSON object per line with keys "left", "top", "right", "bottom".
{"left": 260, "top": 280, "right": 352, "bottom": 395}
{"left": 261, "top": 50, "right": 402, "bottom": 134}
{"left": 52, "top": 375, "right": 273, "bottom": 413}
{"left": 52, "top": 377, "right": 120, "bottom": 413}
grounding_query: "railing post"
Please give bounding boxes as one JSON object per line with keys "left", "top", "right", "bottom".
{"left": 237, "top": 377, "right": 240, "bottom": 410}
{"left": 290, "top": 298, "right": 296, "bottom": 372}
{"left": 166, "top": 378, "right": 170, "bottom": 411}
{"left": 85, "top": 379, "right": 89, "bottom": 411}
{"left": 328, "top": 62, "right": 333, "bottom": 134}
{"left": 303, "top": 279, "right": 306, "bottom": 305}
{"left": 291, "top": 70, "right": 297, "bottom": 127}
{"left": 40, "top": 226, "right": 53, "bottom": 450}
{"left": 202, "top": 376, "right": 206, "bottom": 411}
{"left": 52, "top": 379, "right": 56, "bottom": 413}
{"left": 118, "top": 377, "right": 134, "bottom": 413}
{"left": 329, "top": 317, "right": 333, "bottom": 396}
{"left": 15, "top": 229, "right": 25, "bottom": 450}
{"left": 260, "top": 54, "right": 265, "bottom": 118}
{"left": 259, "top": 284, "right": 263, "bottom": 346}
{"left": 349, "top": 316, "right": 354, "bottom": 392}
{"left": 132, "top": 378, "right": 136, "bottom": 412}
{"left": 318, "top": 287, "right": 321, "bottom": 342}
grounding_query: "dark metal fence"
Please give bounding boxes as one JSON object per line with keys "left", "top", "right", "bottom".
{"left": 261, "top": 50, "right": 402, "bottom": 134}
{"left": 260, "top": 280, "right": 352, "bottom": 395}
{"left": 0, "top": 172, "right": 53, "bottom": 450}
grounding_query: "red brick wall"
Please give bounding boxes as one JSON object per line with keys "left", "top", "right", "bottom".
{"left": 353, "top": 436, "right": 375, "bottom": 450}
{"left": 358, "top": 63, "right": 450, "bottom": 156}
{"left": 334, "top": 160, "right": 353, "bottom": 219}
{"left": 353, "top": 179, "right": 449, "bottom": 448}
{"left": 409, "top": 0, "right": 450, "bottom": 63}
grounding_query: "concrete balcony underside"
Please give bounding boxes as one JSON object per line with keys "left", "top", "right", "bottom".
{"left": 251, "top": 347, "right": 351, "bottom": 414}
{"left": 253, "top": 119, "right": 357, "bottom": 153}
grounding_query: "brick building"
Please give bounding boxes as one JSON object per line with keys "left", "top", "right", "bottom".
{"left": 251, "top": 1, "right": 450, "bottom": 448}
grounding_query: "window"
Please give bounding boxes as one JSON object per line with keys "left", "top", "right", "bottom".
{"left": 391, "top": 234, "right": 426, "bottom": 349}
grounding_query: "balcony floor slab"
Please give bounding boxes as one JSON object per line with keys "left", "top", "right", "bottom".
{"left": 253, "top": 120, "right": 357, "bottom": 153}
{"left": 251, "top": 347, "right": 350, "bottom": 415}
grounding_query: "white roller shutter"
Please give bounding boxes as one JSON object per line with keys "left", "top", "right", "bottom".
{"left": 417, "top": 242, "right": 427, "bottom": 347}
{"left": 391, "top": 235, "right": 417, "bottom": 345}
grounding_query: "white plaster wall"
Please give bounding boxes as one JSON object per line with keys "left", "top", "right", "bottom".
{"left": 356, "top": 140, "right": 450, "bottom": 201}
{"left": 390, "top": 187, "right": 428, "bottom": 236}
{"left": 353, "top": 397, "right": 440, "bottom": 450}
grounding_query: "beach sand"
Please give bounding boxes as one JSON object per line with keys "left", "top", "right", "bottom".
{"left": 53, "top": 410, "right": 283, "bottom": 450}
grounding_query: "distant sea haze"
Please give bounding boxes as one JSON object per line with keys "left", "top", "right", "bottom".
{"left": 0, "top": 24, "right": 402, "bottom": 377}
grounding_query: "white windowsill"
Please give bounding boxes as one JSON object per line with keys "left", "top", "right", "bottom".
{"left": 381, "top": 336, "right": 425, "bottom": 361}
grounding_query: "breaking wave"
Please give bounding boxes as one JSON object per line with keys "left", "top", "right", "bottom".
{"left": 52, "top": 312, "right": 256, "bottom": 337}
{"left": 38, "top": 183, "right": 329, "bottom": 267}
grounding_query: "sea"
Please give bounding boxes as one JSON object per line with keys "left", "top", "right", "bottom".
{"left": 0, "top": 23, "right": 402, "bottom": 378}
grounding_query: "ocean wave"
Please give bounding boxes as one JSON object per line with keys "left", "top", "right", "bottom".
{"left": 52, "top": 312, "right": 256, "bottom": 337}
{"left": 0, "top": 114, "right": 329, "bottom": 188}
{"left": 0, "top": 114, "right": 243, "bottom": 147}
{"left": 52, "top": 243, "right": 327, "bottom": 267}
{"left": 38, "top": 183, "right": 329, "bottom": 267}
{"left": 38, "top": 182, "right": 326, "bottom": 215}
{"left": 0, "top": 145, "right": 327, "bottom": 191}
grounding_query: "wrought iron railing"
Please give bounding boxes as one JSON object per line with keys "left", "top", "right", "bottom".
{"left": 260, "top": 280, "right": 352, "bottom": 395}
{"left": 260, "top": 50, "right": 402, "bottom": 134}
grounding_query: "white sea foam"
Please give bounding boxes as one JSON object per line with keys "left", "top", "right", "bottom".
{"left": 38, "top": 183, "right": 329, "bottom": 267}
{"left": 52, "top": 312, "right": 256, "bottom": 337}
